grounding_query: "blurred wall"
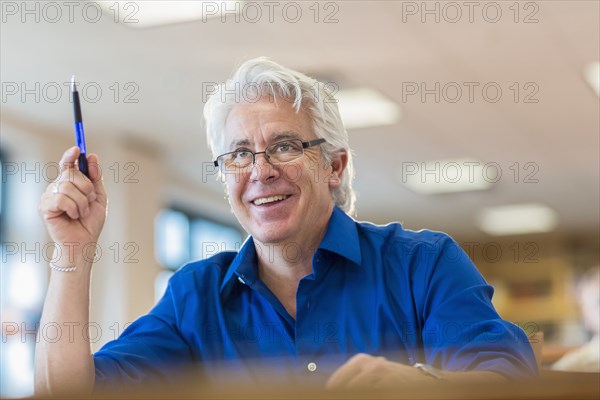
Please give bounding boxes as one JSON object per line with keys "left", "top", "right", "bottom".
{"left": 0, "top": 114, "right": 236, "bottom": 355}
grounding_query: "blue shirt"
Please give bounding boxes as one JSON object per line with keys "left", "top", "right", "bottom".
{"left": 94, "top": 207, "right": 537, "bottom": 390}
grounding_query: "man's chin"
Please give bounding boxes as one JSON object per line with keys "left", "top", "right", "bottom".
{"left": 250, "top": 222, "right": 294, "bottom": 245}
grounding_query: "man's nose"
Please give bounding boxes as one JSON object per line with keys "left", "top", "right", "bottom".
{"left": 249, "top": 152, "right": 278, "bottom": 182}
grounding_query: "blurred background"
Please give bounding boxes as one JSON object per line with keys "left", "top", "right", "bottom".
{"left": 1, "top": 0, "right": 598, "bottom": 397}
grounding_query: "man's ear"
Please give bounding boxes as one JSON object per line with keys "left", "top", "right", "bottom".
{"left": 328, "top": 150, "right": 349, "bottom": 189}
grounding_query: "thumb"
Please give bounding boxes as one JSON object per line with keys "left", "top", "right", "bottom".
{"left": 59, "top": 146, "right": 80, "bottom": 171}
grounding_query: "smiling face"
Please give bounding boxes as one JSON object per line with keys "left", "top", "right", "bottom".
{"left": 222, "top": 96, "right": 345, "bottom": 247}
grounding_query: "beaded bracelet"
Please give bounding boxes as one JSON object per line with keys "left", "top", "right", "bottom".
{"left": 49, "top": 262, "right": 77, "bottom": 273}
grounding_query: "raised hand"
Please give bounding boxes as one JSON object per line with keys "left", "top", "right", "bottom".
{"left": 38, "top": 146, "right": 107, "bottom": 265}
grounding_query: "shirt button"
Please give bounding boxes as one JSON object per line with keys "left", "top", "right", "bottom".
{"left": 307, "top": 362, "right": 317, "bottom": 372}
{"left": 237, "top": 276, "right": 245, "bottom": 284}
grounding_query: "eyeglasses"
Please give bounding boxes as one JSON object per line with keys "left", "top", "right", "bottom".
{"left": 213, "top": 138, "right": 326, "bottom": 171}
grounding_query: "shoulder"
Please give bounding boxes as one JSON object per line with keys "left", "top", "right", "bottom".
{"left": 355, "top": 218, "right": 455, "bottom": 254}
{"left": 353, "top": 218, "right": 472, "bottom": 282}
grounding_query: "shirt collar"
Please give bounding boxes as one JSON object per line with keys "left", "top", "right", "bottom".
{"left": 318, "top": 206, "right": 362, "bottom": 266}
{"left": 220, "top": 235, "right": 257, "bottom": 293}
{"left": 219, "top": 207, "right": 362, "bottom": 294}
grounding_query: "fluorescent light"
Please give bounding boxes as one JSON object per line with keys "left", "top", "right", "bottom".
{"left": 478, "top": 203, "right": 559, "bottom": 236}
{"left": 400, "top": 158, "right": 494, "bottom": 194}
{"left": 584, "top": 61, "right": 600, "bottom": 97}
{"left": 336, "top": 87, "right": 401, "bottom": 130}
{"left": 98, "top": 1, "right": 241, "bottom": 28}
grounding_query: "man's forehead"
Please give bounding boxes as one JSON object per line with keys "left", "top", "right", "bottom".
{"left": 227, "top": 94, "right": 299, "bottom": 117}
{"left": 225, "top": 95, "right": 309, "bottom": 124}
{"left": 223, "top": 99, "right": 312, "bottom": 149}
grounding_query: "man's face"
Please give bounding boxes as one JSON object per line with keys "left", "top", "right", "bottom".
{"left": 222, "top": 96, "right": 342, "bottom": 246}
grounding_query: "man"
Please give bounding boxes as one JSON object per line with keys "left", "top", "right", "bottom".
{"left": 36, "top": 57, "right": 537, "bottom": 396}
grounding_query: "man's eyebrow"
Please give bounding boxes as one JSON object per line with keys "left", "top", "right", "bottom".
{"left": 228, "top": 131, "right": 301, "bottom": 150}
{"left": 229, "top": 138, "right": 251, "bottom": 149}
{"left": 270, "top": 131, "right": 301, "bottom": 142}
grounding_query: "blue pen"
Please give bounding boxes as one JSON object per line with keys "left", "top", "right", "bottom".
{"left": 71, "top": 75, "right": 89, "bottom": 177}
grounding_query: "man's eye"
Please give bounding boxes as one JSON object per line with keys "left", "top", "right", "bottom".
{"left": 275, "top": 142, "right": 294, "bottom": 152}
{"left": 235, "top": 150, "right": 252, "bottom": 159}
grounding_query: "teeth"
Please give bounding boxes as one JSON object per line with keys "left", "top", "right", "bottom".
{"left": 253, "top": 195, "right": 288, "bottom": 205}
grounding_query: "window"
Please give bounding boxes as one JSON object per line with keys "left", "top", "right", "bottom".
{"left": 0, "top": 152, "right": 40, "bottom": 398}
{"left": 154, "top": 208, "right": 243, "bottom": 301}
{"left": 0, "top": 152, "right": 5, "bottom": 238}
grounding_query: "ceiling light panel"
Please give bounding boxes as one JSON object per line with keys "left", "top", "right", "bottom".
{"left": 400, "top": 158, "right": 495, "bottom": 195}
{"left": 477, "top": 203, "right": 559, "bottom": 236}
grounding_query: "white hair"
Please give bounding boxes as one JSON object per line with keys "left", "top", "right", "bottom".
{"left": 203, "top": 57, "right": 356, "bottom": 215}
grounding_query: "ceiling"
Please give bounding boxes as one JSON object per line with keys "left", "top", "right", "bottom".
{"left": 1, "top": 0, "right": 598, "bottom": 238}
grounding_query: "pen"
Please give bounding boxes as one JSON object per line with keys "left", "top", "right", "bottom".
{"left": 71, "top": 75, "right": 89, "bottom": 177}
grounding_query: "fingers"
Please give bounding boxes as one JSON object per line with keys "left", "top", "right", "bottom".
{"left": 326, "top": 353, "right": 377, "bottom": 389}
{"left": 87, "top": 153, "right": 101, "bottom": 182}
{"left": 327, "top": 355, "right": 428, "bottom": 390}
{"left": 86, "top": 153, "right": 107, "bottom": 207}
{"left": 345, "top": 369, "right": 380, "bottom": 389}
{"left": 57, "top": 146, "right": 94, "bottom": 197}
{"left": 46, "top": 186, "right": 82, "bottom": 219}
{"left": 41, "top": 177, "right": 91, "bottom": 220}
{"left": 54, "top": 179, "right": 92, "bottom": 218}
{"left": 40, "top": 148, "right": 105, "bottom": 221}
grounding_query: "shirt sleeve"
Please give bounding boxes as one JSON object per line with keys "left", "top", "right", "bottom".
{"left": 93, "top": 280, "right": 195, "bottom": 392}
{"left": 416, "top": 234, "right": 538, "bottom": 379}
